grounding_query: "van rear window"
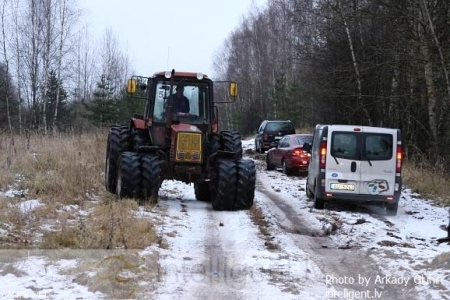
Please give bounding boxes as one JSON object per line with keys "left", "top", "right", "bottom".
{"left": 364, "top": 134, "right": 393, "bottom": 160}
{"left": 331, "top": 132, "right": 359, "bottom": 160}
{"left": 331, "top": 132, "right": 393, "bottom": 161}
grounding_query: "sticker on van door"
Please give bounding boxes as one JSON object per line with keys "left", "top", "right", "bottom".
{"left": 365, "top": 179, "right": 389, "bottom": 194}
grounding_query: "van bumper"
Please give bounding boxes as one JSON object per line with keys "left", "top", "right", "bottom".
{"left": 320, "top": 192, "right": 401, "bottom": 204}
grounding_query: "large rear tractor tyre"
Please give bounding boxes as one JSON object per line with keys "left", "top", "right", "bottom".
{"left": 140, "top": 154, "right": 161, "bottom": 203}
{"left": 105, "top": 126, "right": 130, "bottom": 193}
{"left": 116, "top": 152, "right": 141, "bottom": 199}
{"left": 194, "top": 183, "right": 211, "bottom": 202}
{"left": 235, "top": 159, "right": 256, "bottom": 210}
{"left": 220, "top": 131, "right": 243, "bottom": 159}
{"left": 211, "top": 160, "right": 237, "bottom": 211}
{"left": 205, "top": 134, "right": 220, "bottom": 167}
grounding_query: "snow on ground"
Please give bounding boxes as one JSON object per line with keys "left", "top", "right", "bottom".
{"left": 0, "top": 138, "right": 448, "bottom": 299}
{"left": 242, "top": 138, "right": 450, "bottom": 299}
{"left": 145, "top": 180, "right": 326, "bottom": 300}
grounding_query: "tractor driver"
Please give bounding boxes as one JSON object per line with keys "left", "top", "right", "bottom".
{"left": 171, "top": 85, "right": 190, "bottom": 114}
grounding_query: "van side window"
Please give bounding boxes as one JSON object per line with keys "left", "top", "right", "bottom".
{"left": 364, "top": 134, "right": 393, "bottom": 160}
{"left": 331, "top": 132, "right": 359, "bottom": 159}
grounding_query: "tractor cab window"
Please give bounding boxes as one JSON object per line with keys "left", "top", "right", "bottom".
{"left": 153, "top": 82, "right": 209, "bottom": 124}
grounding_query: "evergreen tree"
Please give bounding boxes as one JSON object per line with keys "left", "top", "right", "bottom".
{"left": 0, "top": 63, "right": 19, "bottom": 131}
{"left": 45, "top": 70, "right": 69, "bottom": 131}
{"left": 86, "top": 74, "right": 119, "bottom": 127}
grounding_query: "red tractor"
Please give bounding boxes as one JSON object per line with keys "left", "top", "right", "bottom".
{"left": 105, "top": 70, "right": 255, "bottom": 210}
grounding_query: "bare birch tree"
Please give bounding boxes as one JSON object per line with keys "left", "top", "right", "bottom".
{"left": 0, "top": 0, "right": 16, "bottom": 156}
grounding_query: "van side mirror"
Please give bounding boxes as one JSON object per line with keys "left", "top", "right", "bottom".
{"left": 303, "top": 142, "right": 311, "bottom": 153}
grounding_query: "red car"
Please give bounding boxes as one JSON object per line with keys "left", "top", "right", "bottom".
{"left": 266, "top": 134, "right": 313, "bottom": 175}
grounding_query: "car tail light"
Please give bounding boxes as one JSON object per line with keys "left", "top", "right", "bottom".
{"left": 263, "top": 133, "right": 268, "bottom": 141}
{"left": 292, "top": 148, "right": 303, "bottom": 156}
{"left": 396, "top": 144, "right": 403, "bottom": 173}
{"left": 319, "top": 140, "right": 327, "bottom": 169}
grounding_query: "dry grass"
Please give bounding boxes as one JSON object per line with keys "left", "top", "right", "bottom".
{"left": 0, "top": 130, "right": 158, "bottom": 250}
{"left": 0, "top": 131, "right": 106, "bottom": 204}
{"left": 403, "top": 161, "right": 450, "bottom": 205}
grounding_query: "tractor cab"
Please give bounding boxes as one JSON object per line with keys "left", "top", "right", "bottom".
{"left": 127, "top": 71, "right": 236, "bottom": 149}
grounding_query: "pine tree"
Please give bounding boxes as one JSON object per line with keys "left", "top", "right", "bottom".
{"left": 86, "top": 74, "right": 118, "bottom": 127}
{"left": 45, "top": 70, "right": 68, "bottom": 132}
{"left": 0, "top": 62, "right": 18, "bottom": 130}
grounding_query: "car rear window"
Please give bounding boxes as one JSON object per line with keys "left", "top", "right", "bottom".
{"left": 266, "top": 122, "right": 294, "bottom": 132}
{"left": 331, "top": 132, "right": 393, "bottom": 161}
{"left": 294, "top": 136, "right": 313, "bottom": 145}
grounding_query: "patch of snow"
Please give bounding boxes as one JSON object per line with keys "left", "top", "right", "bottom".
{"left": 18, "top": 199, "right": 42, "bottom": 213}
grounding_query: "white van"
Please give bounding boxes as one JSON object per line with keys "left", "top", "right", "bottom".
{"left": 304, "top": 125, "right": 403, "bottom": 215}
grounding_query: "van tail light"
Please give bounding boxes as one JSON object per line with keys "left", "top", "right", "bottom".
{"left": 319, "top": 141, "right": 327, "bottom": 169}
{"left": 263, "top": 133, "right": 268, "bottom": 141}
{"left": 396, "top": 144, "right": 403, "bottom": 173}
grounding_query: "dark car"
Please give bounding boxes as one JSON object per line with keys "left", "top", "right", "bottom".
{"left": 254, "top": 120, "right": 296, "bottom": 153}
{"left": 266, "top": 134, "right": 313, "bottom": 175}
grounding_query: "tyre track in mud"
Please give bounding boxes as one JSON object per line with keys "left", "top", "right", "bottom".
{"left": 252, "top": 156, "right": 418, "bottom": 299}
{"left": 155, "top": 193, "right": 264, "bottom": 300}
{"left": 192, "top": 206, "right": 248, "bottom": 300}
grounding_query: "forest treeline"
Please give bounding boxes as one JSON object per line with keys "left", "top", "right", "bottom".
{"left": 213, "top": 0, "right": 450, "bottom": 169}
{"left": 0, "top": 0, "right": 143, "bottom": 137}
{"left": 0, "top": 0, "right": 449, "bottom": 170}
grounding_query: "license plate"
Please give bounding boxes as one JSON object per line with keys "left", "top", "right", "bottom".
{"left": 330, "top": 183, "right": 355, "bottom": 191}
{"left": 275, "top": 136, "right": 282, "bottom": 140}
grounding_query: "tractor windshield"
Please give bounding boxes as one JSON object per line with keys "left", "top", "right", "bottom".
{"left": 153, "top": 81, "right": 210, "bottom": 124}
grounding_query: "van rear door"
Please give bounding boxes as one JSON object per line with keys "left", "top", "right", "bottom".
{"left": 325, "top": 127, "right": 362, "bottom": 194}
{"left": 359, "top": 127, "right": 397, "bottom": 196}
{"left": 325, "top": 126, "right": 397, "bottom": 197}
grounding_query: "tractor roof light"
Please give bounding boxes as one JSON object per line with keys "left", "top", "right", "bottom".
{"left": 196, "top": 73, "right": 204, "bottom": 80}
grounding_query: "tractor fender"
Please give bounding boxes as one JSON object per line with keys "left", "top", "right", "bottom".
{"left": 131, "top": 118, "right": 146, "bottom": 130}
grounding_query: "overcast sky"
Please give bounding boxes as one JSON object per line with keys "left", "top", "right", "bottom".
{"left": 79, "top": 0, "right": 267, "bottom": 79}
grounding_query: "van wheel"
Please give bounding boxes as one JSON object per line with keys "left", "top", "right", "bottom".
{"left": 386, "top": 203, "right": 398, "bottom": 216}
{"left": 305, "top": 179, "right": 313, "bottom": 199}
{"left": 313, "top": 184, "right": 324, "bottom": 209}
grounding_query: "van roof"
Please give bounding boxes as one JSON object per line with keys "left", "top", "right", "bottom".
{"left": 318, "top": 124, "right": 399, "bottom": 131}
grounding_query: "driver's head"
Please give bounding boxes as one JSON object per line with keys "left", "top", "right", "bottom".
{"left": 176, "top": 85, "right": 184, "bottom": 95}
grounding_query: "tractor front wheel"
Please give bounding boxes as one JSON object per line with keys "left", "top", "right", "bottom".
{"left": 194, "top": 182, "right": 211, "bottom": 201}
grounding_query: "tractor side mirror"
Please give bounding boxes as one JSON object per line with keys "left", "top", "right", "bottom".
{"left": 229, "top": 82, "right": 238, "bottom": 98}
{"left": 127, "top": 79, "right": 137, "bottom": 94}
{"left": 127, "top": 79, "right": 147, "bottom": 94}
